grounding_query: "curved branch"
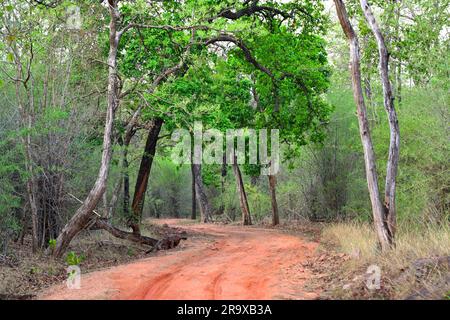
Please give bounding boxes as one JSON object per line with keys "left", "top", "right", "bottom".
{"left": 205, "top": 34, "right": 282, "bottom": 110}
{"left": 207, "top": 0, "right": 294, "bottom": 22}
{"left": 205, "top": 34, "right": 274, "bottom": 79}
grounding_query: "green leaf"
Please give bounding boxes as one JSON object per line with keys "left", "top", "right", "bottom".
{"left": 6, "top": 52, "right": 14, "bottom": 62}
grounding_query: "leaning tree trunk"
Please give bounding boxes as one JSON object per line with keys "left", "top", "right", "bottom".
{"left": 232, "top": 157, "right": 252, "bottom": 225}
{"left": 334, "top": 0, "right": 392, "bottom": 251}
{"left": 129, "top": 118, "right": 163, "bottom": 234}
{"left": 192, "top": 163, "right": 212, "bottom": 222}
{"left": 268, "top": 174, "right": 279, "bottom": 226}
{"left": 360, "top": 0, "right": 400, "bottom": 240}
{"left": 53, "top": 4, "right": 121, "bottom": 258}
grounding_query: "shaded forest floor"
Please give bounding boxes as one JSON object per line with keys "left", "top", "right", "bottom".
{"left": 1, "top": 219, "right": 448, "bottom": 300}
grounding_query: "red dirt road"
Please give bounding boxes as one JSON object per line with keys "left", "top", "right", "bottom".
{"left": 40, "top": 220, "right": 319, "bottom": 300}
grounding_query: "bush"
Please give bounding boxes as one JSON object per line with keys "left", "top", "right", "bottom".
{"left": 65, "top": 251, "right": 85, "bottom": 266}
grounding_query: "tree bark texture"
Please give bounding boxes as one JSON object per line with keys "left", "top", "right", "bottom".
{"left": 192, "top": 163, "right": 212, "bottom": 223}
{"left": 129, "top": 118, "right": 163, "bottom": 234}
{"left": 268, "top": 174, "right": 279, "bottom": 226}
{"left": 360, "top": 0, "right": 400, "bottom": 241}
{"left": 53, "top": 3, "right": 121, "bottom": 257}
{"left": 334, "top": 0, "right": 393, "bottom": 251}
{"left": 232, "top": 159, "right": 252, "bottom": 226}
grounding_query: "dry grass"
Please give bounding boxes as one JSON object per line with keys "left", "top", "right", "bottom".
{"left": 319, "top": 221, "right": 450, "bottom": 299}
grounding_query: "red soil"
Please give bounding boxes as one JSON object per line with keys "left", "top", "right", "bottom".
{"left": 39, "top": 219, "right": 318, "bottom": 300}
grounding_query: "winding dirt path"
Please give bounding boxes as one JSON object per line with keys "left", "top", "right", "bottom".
{"left": 40, "top": 220, "right": 319, "bottom": 300}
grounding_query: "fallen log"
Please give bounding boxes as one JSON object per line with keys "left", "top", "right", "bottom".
{"left": 94, "top": 218, "right": 187, "bottom": 251}
{"left": 94, "top": 219, "right": 159, "bottom": 246}
{"left": 146, "top": 234, "right": 188, "bottom": 253}
{"left": 411, "top": 256, "right": 450, "bottom": 270}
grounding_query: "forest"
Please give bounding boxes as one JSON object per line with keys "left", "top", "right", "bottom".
{"left": 0, "top": 0, "right": 448, "bottom": 301}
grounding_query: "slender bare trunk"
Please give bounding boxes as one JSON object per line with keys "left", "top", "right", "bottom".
{"left": 53, "top": 3, "right": 121, "bottom": 257}
{"left": 394, "top": 3, "right": 402, "bottom": 107}
{"left": 334, "top": 0, "right": 392, "bottom": 251}
{"left": 130, "top": 118, "right": 163, "bottom": 233}
{"left": 221, "top": 154, "right": 227, "bottom": 193}
{"left": 192, "top": 163, "right": 212, "bottom": 222}
{"left": 23, "top": 145, "right": 39, "bottom": 252}
{"left": 21, "top": 115, "right": 39, "bottom": 252}
{"left": 191, "top": 162, "right": 197, "bottom": 220}
{"left": 360, "top": 0, "right": 400, "bottom": 239}
{"left": 232, "top": 158, "right": 252, "bottom": 225}
{"left": 268, "top": 174, "right": 279, "bottom": 226}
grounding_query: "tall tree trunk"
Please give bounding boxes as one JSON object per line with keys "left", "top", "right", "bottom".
{"left": 23, "top": 143, "right": 39, "bottom": 252}
{"left": 53, "top": 3, "right": 121, "bottom": 257}
{"left": 268, "top": 174, "right": 279, "bottom": 226}
{"left": 221, "top": 154, "right": 227, "bottom": 192}
{"left": 129, "top": 118, "right": 163, "bottom": 234}
{"left": 123, "top": 149, "right": 130, "bottom": 215}
{"left": 191, "top": 162, "right": 197, "bottom": 220}
{"left": 394, "top": 2, "right": 402, "bottom": 107}
{"left": 334, "top": 0, "right": 392, "bottom": 251}
{"left": 232, "top": 158, "right": 252, "bottom": 225}
{"left": 360, "top": 0, "right": 400, "bottom": 239}
{"left": 192, "top": 163, "right": 212, "bottom": 222}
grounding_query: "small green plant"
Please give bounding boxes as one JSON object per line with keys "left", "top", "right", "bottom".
{"left": 65, "top": 251, "right": 85, "bottom": 266}
{"left": 47, "top": 266, "right": 56, "bottom": 275}
{"left": 48, "top": 239, "right": 56, "bottom": 250}
{"left": 29, "top": 267, "right": 41, "bottom": 274}
{"left": 127, "top": 248, "right": 135, "bottom": 257}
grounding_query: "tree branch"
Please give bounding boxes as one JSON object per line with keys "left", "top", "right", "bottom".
{"left": 118, "top": 23, "right": 210, "bottom": 38}
{"left": 204, "top": 33, "right": 274, "bottom": 79}
{"left": 207, "top": 0, "right": 292, "bottom": 22}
